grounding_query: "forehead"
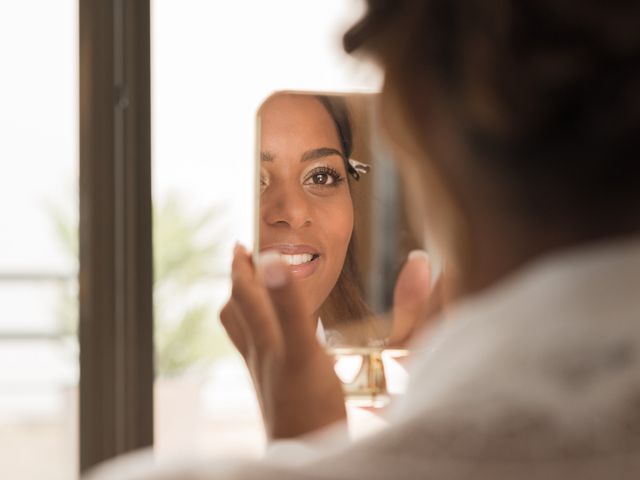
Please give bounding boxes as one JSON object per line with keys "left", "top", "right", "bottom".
{"left": 260, "top": 95, "right": 341, "bottom": 156}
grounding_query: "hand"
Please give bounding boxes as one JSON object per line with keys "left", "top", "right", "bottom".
{"left": 338, "top": 250, "right": 441, "bottom": 416}
{"left": 388, "top": 250, "right": 444, "bottom": 346}
{"left": 220, "top": 245, "right": 346, "bottom": 440}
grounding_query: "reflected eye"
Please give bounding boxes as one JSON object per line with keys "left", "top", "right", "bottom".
{"left": 311, "top": 173, "right": 331, "bottom": 185}
{"left": 304, "top": 166, "right": 343, "bottom": 188}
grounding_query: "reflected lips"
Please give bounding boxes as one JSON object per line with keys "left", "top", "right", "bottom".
{"left": 260, "top": 244, "right": 321, "bottom": 279}
{"left": 284, "top": 254, "right": 320, "bottom": 279}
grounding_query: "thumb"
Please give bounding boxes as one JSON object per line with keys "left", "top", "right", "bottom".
{"left": 389, "top": 250, "right": 431, "bottom": 345}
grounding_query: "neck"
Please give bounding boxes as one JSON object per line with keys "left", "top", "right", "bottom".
{"left": 450, "top": 215, "right": 640, "bottom": 301}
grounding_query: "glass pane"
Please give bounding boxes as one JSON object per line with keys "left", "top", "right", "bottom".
{"left": 0, "top": 1, "right": 78, "bottom": 478}
{"left": 151, "top": 0, "right": 381, "bottom": 460}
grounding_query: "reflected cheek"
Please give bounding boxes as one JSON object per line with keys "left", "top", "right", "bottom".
{"left": 318, "top": 199, "right": 353, "bottom": 271}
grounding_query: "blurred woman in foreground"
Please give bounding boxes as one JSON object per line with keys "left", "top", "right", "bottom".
{"left": 89, "top": 1, "right": 640, "bottom": 478}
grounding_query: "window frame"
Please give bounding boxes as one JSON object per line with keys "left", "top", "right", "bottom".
{"left": 79, "top": 0, "right": 154, "bottom": 472}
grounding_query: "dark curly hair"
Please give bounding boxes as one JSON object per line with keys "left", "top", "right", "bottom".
{"left": 344, "top": 0, "right": 640, "bottom": 237}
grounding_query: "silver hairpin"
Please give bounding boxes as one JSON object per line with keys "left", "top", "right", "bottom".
{"left": 347, "top": 158, "right": 371, "bottom": 181}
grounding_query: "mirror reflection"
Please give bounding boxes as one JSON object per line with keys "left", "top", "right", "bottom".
{"left": 257, "top": 92, "right": 423, "bottom": 349}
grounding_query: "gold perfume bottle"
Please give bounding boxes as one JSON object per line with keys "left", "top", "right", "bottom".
{"left": 327, "top": 347, "right": 409, "bottom": 408}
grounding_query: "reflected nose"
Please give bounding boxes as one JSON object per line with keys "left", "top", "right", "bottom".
{"left": 262, "top": 186, "right": 312, "bottom": 230}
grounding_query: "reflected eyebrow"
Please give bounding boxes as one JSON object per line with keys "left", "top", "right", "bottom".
{"left": 261, "top": 147, "right": 344, "bottom": 163}
{"left": 300, "top": 147, "right": 344, "bottom": 162}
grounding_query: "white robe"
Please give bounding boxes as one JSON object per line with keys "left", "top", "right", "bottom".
{"left": 86, "top": 235, "right": 640, "bottom": 479}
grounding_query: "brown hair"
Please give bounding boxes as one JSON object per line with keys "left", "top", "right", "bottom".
{"left": 344, "top": 1, "right": 640, "bottom": 238}
{"left": 315, "top": 95, "right": 373, "bottom": 331}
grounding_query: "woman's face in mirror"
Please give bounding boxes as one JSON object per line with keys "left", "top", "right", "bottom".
{"left": 259, "top": 94, "right": 354, "bottom": 316}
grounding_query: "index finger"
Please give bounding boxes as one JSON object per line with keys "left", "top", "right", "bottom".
{"left": 256, "top": 252, "right": 319, "bottom": 360}
{"left": 231, "top": 244, "right": 281, "bottom": 352}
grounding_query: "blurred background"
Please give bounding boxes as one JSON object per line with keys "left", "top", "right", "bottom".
{"left": 0, "top": 1, "right": 380, "bottom": 478}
